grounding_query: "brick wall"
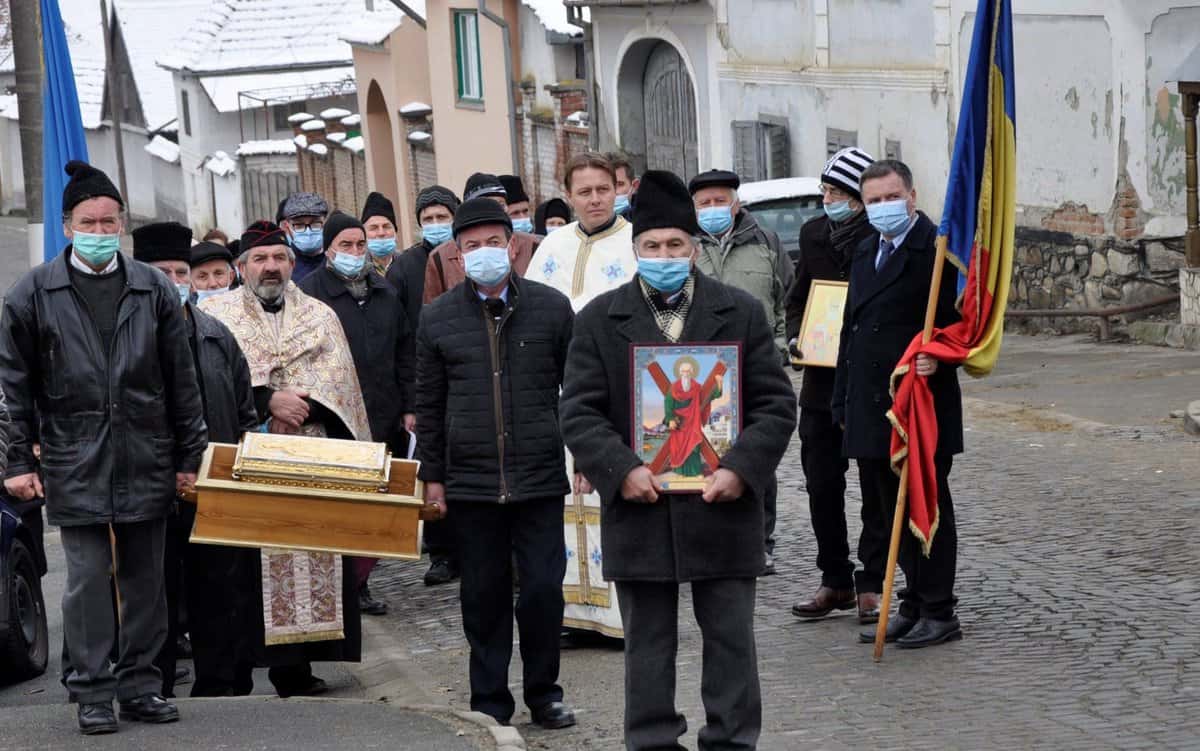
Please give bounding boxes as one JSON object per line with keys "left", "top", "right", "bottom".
{"left": 519, "top": 82, "right": 589, "bottom": 207}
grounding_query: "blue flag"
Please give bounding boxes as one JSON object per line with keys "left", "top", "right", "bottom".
{"left": 41, "top": 0, "right": 90, "bottom": 262}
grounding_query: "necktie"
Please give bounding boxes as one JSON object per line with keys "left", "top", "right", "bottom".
{"left": 876, "top": 239, "right": 895, "bottom": 272}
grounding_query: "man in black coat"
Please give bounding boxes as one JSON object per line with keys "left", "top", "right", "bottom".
{"left": 0, "top": 162, "right": 207, "bottom": 733}
{"left": 785, "top": 147, "right": 885, "bottom": 625}
{"left": 132, "top": 222, "right": 261, "bottom": 697}
{"left": 416, "top": 198, "right": 577, "bottom": 730}
{"left": 299, "top": 210, "right": 415, "bottom": 616}
{"left": 831, "top": 159, "right": 964, "bottom": 650}
{"left": 560, "top": 171, "right": 796, "bottom": 751}
{"left": 381, "top": 185, "right": 462, "bottom": 587}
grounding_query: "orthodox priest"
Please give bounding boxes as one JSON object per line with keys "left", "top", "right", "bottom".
{"left": 200, "top": 220, "right": 370, "bottom": 698}
{"left": 524, "top": 152, "right": 635, "bottom": 639}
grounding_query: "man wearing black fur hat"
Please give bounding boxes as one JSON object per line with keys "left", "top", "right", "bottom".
{"left": 132, "top": 221, "right": 260, "bottom": 698}
{"left": 559, "top": 170, "right": 796, "bottom": 751}
{"left": 499, "top": 174, "right": 535, "bottom": 235}
{"left": 0, "top": 162, "right": 207, "bottom": 734}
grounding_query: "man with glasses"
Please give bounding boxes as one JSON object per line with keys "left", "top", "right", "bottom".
{"left": 278, "top": 192, "right": 329, "bottom": 283}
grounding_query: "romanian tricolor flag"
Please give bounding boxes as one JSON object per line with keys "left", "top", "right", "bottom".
{"left": 887, "top": 0, "right": 1015, "bottom": 555}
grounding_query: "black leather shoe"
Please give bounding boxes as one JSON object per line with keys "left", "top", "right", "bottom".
{"left": 531, "top": 701, "right": 577, "bottom": 730}
{"left": 118, "top": 694, "right": 179, "bottom": 724}
{"left": 423, "top": 559, "right": 459, "bottom": 586}
{"left": 277, "top": 677, "right": 329, "bottom": 699}
{"left": 78, "top": 702, "right": 118, "bottom": 735}
{"left": 896, "top": 617, "right": 962, "bottom": 649}
{"left": 858, "top": 612, "right": 917, "bottom": 644}
{"left": 358, "top": 585, "right": 389, "bottom": 616}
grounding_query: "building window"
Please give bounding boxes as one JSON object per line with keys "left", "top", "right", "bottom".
{"left": 274, "top": 101, "right": 307, "bottom": 131}
{"left": 454, "top": 10, "right": 483, "bottom": 102}
{"left": 885, "top": 139, "right": 902, "bottom": 161}
{"left": 181, "top": 89, "right": 192, "bottom": 137}
{"left": 826, "top": 127, "right": 857, "bottom": 157}
{"left": 732, "top": 119, "right": 790, "bottom": 183}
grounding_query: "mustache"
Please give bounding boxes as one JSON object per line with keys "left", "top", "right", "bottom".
{"left": 257, "top": 271, "right": 284, "bottom": 283}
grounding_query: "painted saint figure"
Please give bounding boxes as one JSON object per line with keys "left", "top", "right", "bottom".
{"left": 662, "top": 359, "right": 723, "bottom": 477}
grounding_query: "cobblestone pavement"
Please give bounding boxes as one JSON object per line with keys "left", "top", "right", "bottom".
{"left": 370, "top": 335, "right": 1200, "bottom": 750}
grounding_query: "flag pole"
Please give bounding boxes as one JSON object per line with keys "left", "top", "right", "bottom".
{"left": 873, "top": 233, "right": 949, "bottom": 661}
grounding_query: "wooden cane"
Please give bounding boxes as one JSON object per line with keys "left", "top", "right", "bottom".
{"left": 109, "top": 525, "right": 123, "bottom": 627}
{"left": 873, "top": 234, "right": 949, "bottom": 661}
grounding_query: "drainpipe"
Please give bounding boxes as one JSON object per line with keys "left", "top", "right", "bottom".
{"left": 567, "top": 5, "right": 598, "bottom": 150}
{"left": 477, "top": 0, "right": 520, "bottom": 173}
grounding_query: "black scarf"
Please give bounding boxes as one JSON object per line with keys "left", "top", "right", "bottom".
{"left": 828, "top": 209, "right": 873, "bottom": 267}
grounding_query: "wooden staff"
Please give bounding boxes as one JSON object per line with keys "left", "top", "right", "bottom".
{"left": 873, "top": 234, "right": 949, "bottom": 661}
{"left": 109, "top": 525, "right": 123, "bottom": 626}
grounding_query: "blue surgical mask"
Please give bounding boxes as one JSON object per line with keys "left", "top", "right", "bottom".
{"left": 824, "top": 200, "right": 856, "bottom": 223}
{"left": 175, "top": 283, "right": 190, "bottom": 305}
{"left": 367, "top": 237, "right": 397, "bottom": 258}
{"left": 463, "top": 245, "right": 511, "bottom": 287}
{"left": 290, "top": 227, "right": 324, "bottom": 255}
{"left": 697, "top": 206, "right": 734, "bottom": 235}
{"left": 331, "top": 251, "right": 366, "bottom": 278}
{"left": 614, "top": 194, "right": 631, "bottom": 215}
{"left": 866, "top": 199, "right": 913, "bottom": 236}
{"left": 512, "top": 218, "right": 534, "bottom": 234}
{"left": 196, "top": 286, "right": 229, "bottom": 303}
{"left": 72, "top": 231, "right": 120, "bottom": 267}
{"left": 637, "top": 257, "right": 692, "bottom": 293}
{"left": 421, "top": 223, "right": 453, "bottom": 247}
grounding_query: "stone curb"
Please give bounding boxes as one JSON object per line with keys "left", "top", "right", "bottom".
{"left": 345, "top": 613, "right": 527, "bottom": 750}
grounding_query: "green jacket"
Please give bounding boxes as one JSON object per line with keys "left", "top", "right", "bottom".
{"left": 696, "top": 209, "right": 794, "bottom": 354}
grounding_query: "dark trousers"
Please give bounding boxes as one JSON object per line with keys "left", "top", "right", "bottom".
{"left": 450, "top": 496, "right": 566, "bottom": 723}
{"left": 60, "top": 518, "right": 168, "bottom": 704}
{"left": 762, "top": 475, "right": 777, "bottom": 557}
{"left": 617, "top": 578, "right": 760, "bottom": 751}
{"left": 186, "top": 542, "right": 256, "bottom": 697}
{"left": 154, "top": 503, "right": 193, "bottom": 697}
{"left": 799, "top": 409, "right": 855, "bottom": 590}
{"left": 423, "top": 514, "right": 457, "bottom": 564}
{"left": 856, "top": 457, "right": 958, "bottom": 620}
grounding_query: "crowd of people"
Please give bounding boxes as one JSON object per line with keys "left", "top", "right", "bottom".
{"left": 0, "top": 147, "right": 965, "bottom": 750}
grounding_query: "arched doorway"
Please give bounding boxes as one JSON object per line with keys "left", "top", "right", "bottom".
{"left": 365, "top": 80, "right": 399, "bottom": 203}
{"left": 616, "top": 39, "right": 699, "bottom": 180}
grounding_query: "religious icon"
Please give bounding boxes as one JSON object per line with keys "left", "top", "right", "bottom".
{"left": 795, "top": 280, "right": 849, "bottom": 368}
{"left": 631, "top": 343, "right": 742, "bottom": 492}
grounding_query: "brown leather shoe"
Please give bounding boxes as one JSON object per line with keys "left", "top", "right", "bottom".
{"left": 791, "top": 586, "right": 856, "bottom": 620}
{"left": 857, "top": 592, "right": 881, "bottom": 624}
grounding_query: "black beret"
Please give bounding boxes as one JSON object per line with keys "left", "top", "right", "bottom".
{"left": 632, "top": 171, "right": 700, "bottom": 236}
{"left": 534, "top": 198, "right": 571, "bottom": 235}
{"left": 498, "top": 174, "right": 529, "bottom": 204}
{"left": 322, "top": 210, "right": 364, "bottom": 250}
{"left": 360, "top": 191, "right": 396, "bottom": 227}
{"left": 191, "top": 241, "right": 234, "bottom": 268}
{"left": 241, "top": 220, "right": 289, "bottom": 252}
{"left": 687, "top": 169, "right": 741, "bottom": 195}
{"left": 452, "top": 197, "right": 513, "bottom": 239}
{"left": 62, "top": 160, "right": 124, "bottom": 213}
{"left": 463, "top": 173, "right": 506, "bottom": 202}
{"left": 131, "top": 221, "right": 192, "bottom": 264}
{"left": 226, "top": 239, "right": 241, "bottom": 256}
{"left": 415, "top": 185, "right": 460, "bottom": 219}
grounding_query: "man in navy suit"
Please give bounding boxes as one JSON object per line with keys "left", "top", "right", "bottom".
{"left": 831, "top": 159, "right": 964, "bottom": 650}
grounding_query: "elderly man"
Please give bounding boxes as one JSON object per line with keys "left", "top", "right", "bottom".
{"left": 832, "top": 159, "right": 964, "bottom": 650}
{"left": 361, "top": 191, "right": 402, "bottom": 281}
{"left": 499, "top": 174, "right": 535, "bottom": 235}
{"left": 689, "top": 168, "right": 793, "bottom": 575}
{"left": 525, "top": 151, "right": 637, "bottom": 639}
{"left": 201, "top": 220, "right": 369, "bottom": 696}
{"left": 422, "top": 173, "right": 539, "bottom": 303}
{"left": 278, "top": 192, "right": 330, "bottom": 283}
{"left": 0, "top": 161, "right": 206, "bottom": 734}
{"left": 560, "top": 171, "right": 796, "bottom": 751}
{"left": 190, "top": 240, "right": 237, "bottom": 303}
{"left": 416, "top": 198, "right": 576, "bottom": 730}
{"left": 786, "top": 147, "right": 885, "bottom": 625}
{"left": 131, "top": 221, "right": 261, "bottom": 698}
{"left": 299, "top": 211, "right": 416, "bottom": 615}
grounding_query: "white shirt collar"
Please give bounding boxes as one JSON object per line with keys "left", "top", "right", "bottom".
{"left": 69, "top": 249, "right": 120, "bottom": 275}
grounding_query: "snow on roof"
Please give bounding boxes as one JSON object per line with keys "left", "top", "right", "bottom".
{"left": 288, "top": 112, "right": 314, "bottom": 124}
{"left": 236, "top": 139, "right": 297, "bottom": 156}
{"left": 340, "top": 114, "right": 361, "bottom": 126}
{"left": 327, "top": 132, "right": 347, "bottom": 143}
{"left": 144, "top": 134, "right": 181, "bottom": 163}
{"left": 407, "top": 131, "right": 431, "bottom": 143}
{"left": 301, "top": 119, "right": 327, "bottom": 132}
{"left": 205, "top": 151, "right": 237, "bottom": 176}
{"left": 0, "top": 4, "right": 12, "bottom": 74}
{"left": 293, "top": 134, "right": 308, "bottom": 148}
{"left": 198, "top": 67, "right": 356, "bottom": 113}
{"left": 565, "top": 110, "right": 587, "bottom": 125}
{"left": 738, "top": 177, "right": 823, "bottom": 206}
{"left": 0, "top": 94, "right": 17, "bottom": 121}
{"left": 159, "top": 0, "right": 362, "bottom": 75}
{"left": 319, "top": 107, "right": 351, "bottom": 120}
{"left": 307, "top": 143, "right": 329, "bottom": 156}
{"left": 338, "top": 1, "right": 424, "bottom": 46}
{"left": 112, "top": 0, "right": 211, "bottom": 131}
{"left": 341, "top": 135, "right": 364, "bottom": 153}
{"left": 521, "top": 0, "right": 583, "bottom": 36}
{"left": 400, "top": 101, "right": 432, "bottom": 115}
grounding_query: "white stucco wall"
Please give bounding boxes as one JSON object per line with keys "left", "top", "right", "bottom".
{"left": 84, "top": 124, "right": 159, "bottom": 221}
{"left": 518, "top": 5, "right": 563, "bottom": 110}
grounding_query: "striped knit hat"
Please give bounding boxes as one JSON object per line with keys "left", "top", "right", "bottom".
{"left": 821, "top": 147, "right": 875, "bottom": 201}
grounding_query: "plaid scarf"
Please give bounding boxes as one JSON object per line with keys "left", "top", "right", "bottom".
{"left": 638, "top": 274, "right": 694, "bottom": 343}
